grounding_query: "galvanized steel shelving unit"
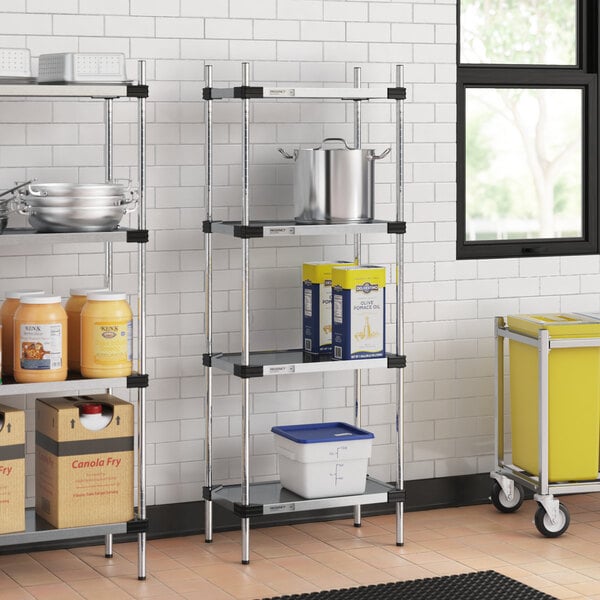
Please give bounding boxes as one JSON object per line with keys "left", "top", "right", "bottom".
{"left": 0, "top": 62, "right": 149, "bottom": 580}
{"left": 202, "top": 63, "right": 407, "bottom": 564}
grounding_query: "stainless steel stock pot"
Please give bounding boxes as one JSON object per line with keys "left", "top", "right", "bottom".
{"left": 278, "top": 137, "right": 390, "bottom": 224}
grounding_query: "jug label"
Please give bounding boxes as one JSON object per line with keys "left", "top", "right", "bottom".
{"left": 20, "top": 323, "right": 63, "bottom": 370}
{"left": 92, "top": 319, "right": 132, "bottom": 365}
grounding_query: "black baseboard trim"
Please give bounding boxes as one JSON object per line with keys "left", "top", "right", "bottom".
{"left": 1, "top": 473, "right": 498, "bottom": 554}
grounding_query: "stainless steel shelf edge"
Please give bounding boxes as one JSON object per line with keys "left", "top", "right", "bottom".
{"left": 0, "top": 375, "right": 140, "bottom": 397}
{"left": 1, "top": 509, "right": 128, "bottom": 546}
{"left": 210, "top": 220, "right": 396, "bottom": 237}
{"left": 211, "top": 478, "right": 396, "bottom": 516}
{"left": 0, "top": 83, "right": 131, "bottom": 98}
{"left": 0, "top": 228, "right": 141, "bottom": 247}
{"left": 211, "top": 350, "right": 398, "bottom": 376}
{"left": 209, "top": 87, "right": 394, "bottom": 100}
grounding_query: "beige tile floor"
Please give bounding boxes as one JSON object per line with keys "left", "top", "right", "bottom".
{"left": 2, "top": 494, "right": 600, "bottom": 599}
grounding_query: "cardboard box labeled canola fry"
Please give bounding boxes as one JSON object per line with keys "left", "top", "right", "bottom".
{"left": 0, "top": 403, "right": 25, "bottom": 534}
{"left": 332, "top": 265, "right": 386, "bottom": 360}
{"left": 35, "top": 394, "right": 134, "bottom": 529}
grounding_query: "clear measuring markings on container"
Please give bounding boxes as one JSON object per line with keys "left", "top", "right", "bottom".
{"left": 80, "top": 292, "right": 132, "bottom": 378}
{"left": 13, "top": 295, "right": 67, "bottom": 383}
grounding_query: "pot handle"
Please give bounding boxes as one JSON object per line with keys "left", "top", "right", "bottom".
{"left": 277, "top": 148, "right": 296, "bottom": 160}
{"left": 0, "top": 180, "right": 33, "bottom": 199}
{"left": 17, "top": 202, "right": 32, "bottom": 216}
{"left": 370, "top": 147, "right": 391, "bottom": 160}
{"left": 315, "top": 137, "right": 352, "bottom": 150}
{"left": 21, "top": 184, "right": 46, "bottom": 197}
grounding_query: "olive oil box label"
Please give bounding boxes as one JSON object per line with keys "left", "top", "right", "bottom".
{"left": 35, "top": 394, "right": 134, "bottom": 529}
{"left": 303, "top": 261, "right": 352, "bottom": 355}
{"left": 0, "top": 404, "right": 25, "bottom": 534}
{"left": 332, "top": 266, "right": 386, "bottom": 360}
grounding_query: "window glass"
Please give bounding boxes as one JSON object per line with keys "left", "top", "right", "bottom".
{"left": 465, "top": 87, "right": 582, "bottom": 241}
{"left": 460, "top": 0, "right": 577, "bottom": 65}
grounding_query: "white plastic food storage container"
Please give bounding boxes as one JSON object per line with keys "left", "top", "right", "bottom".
{"left": 271, "top": 422, "right": 374, "bottom": 498}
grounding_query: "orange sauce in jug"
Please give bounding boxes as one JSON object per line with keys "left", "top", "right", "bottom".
{"left": 13, "top": 295, "right": 67, "bottom": 383}
{"left": 1, "top": 290, "right": 45, "bottom": 377}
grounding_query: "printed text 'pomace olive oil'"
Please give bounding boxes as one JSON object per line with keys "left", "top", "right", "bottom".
{"left": 332, "top": 265, "right": 386, "bottom": 360}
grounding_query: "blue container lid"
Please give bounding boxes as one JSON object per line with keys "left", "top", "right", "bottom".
{"left": 271, "top": 422, "right": 374, "bottom": 444}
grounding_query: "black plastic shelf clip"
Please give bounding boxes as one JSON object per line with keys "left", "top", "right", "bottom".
{"left": 126, "top": 229, "right": 149, "bottom": 243}
{"left": 127, "top": 85, "right": 149, "bottom": 99}
{"left": 387, "top": 87, "right": 406, "bottom": 100}
{"left": 387, "top": 221, "right": 407, "bottom": 235}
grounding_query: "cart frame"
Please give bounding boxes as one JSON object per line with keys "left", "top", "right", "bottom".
{"left": 492, "top": 316, "right": 600, "bottom": 535}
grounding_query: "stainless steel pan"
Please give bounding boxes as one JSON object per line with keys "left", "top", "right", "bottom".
{"left": 25, "top": 181, "right": 128, "bottom": 198}
{"left": 20, "top": 202, "right": 137, "bottom": 233}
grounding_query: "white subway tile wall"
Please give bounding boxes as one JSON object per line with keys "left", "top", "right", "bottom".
{"left": 0, "top": 0, "right": 589, "bottom": 508}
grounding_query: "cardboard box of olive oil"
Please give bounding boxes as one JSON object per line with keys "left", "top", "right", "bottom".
{"left": 35, "top": 394, "right": 134, "bottom": 529}
{"left": 332, "top": 265, "right": 386, "bottom": 360}
{"left": 0, "top": 404, "right": 25, "bottom": 534}
{"left": 303, "top": 261, "right": 353, "bottom": 355}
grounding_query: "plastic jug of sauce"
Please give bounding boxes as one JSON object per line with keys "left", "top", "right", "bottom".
{"left": 1, "top": 290, "right": 45, "bottom": 377}
{"left": 13, "top": 295, "right": 67, "bottom": 383}
{"left": 81, "top": 292, "right": 133, "bottom": 378}
{"left": 65, "top": 287, "right": 109, "bottom": 372}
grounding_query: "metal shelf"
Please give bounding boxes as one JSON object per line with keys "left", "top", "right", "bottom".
{"left": 0, "top": 373, "right": 147, "bottom": 397}
{"left": 209, "top": 349, "right": 405, "bottom": 378}
{"left": 210, "top": 477, "right": 402, "bottom": 517}
{"left": 0, "top": 83, "right": 146, "bottom": 99}
{"left": 0, "top": 60, "right": 149, "bottom": 580}
{"left": 0, "top": 227, "right": 147, "bottom": 247}
{"left": 209, "top": 220, "right": 405, "bottom": 238}
{"left": 206, "top": 86, "right": 405, "bottom": 101}
{"left": 0, "top": 509, "right": 130, "bottom": 546}
{"left": 203, "top": 63, "right": 406, "bottom": 563}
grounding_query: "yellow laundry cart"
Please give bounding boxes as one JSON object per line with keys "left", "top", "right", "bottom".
{"left": 491, "top": 314, "right": 600, "bottom": 538}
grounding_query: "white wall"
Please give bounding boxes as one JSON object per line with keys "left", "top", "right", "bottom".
{"left": 1, "top": 0, "right": 597, "bottom": 508}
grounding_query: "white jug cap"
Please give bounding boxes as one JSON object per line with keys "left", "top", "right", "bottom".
{"left": 20, "top": 295, "right": 62, "bottom": 304}
{"left": 87, "top": 292, "right": 127, "bottom": 302}
{"left": 4, "top": 290, "right": 45, "bottom": 299}
{"left": 69, "top": 287, "right": 110, "bottom": 297}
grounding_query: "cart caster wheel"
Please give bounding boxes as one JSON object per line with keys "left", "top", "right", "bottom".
{"left": 490, "top": 481, "right": 524, "bottom": 513}
{"left": 534, "top": 503, "right": 570, "bottom": 538}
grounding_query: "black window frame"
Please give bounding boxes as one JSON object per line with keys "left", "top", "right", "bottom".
{"left": 457, "top": 0, "right": 599, "bottom": 259}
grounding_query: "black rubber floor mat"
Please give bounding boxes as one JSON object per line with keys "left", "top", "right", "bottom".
{"left": 261, "top": 570, "right": 557, "bottom": 600}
